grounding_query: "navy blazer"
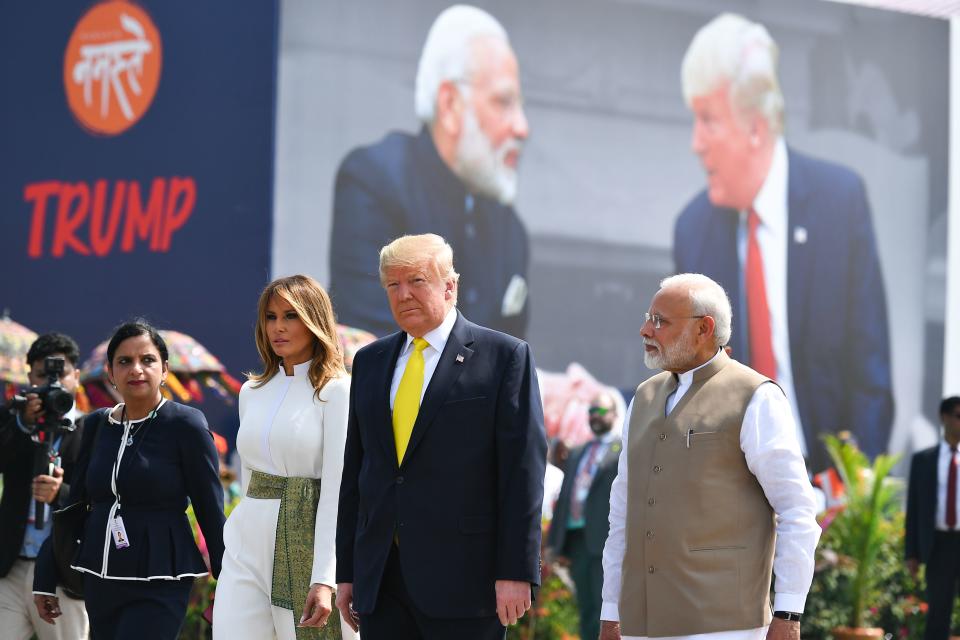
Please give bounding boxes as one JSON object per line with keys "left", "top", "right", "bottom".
{"left": 329, "top": 128, "right": 530, "bottom": 339}
{"left": 905, "top": 445, "right": 939, "bottom": 564}
{"left": 34, "top": 402, "right": 225, "bottom": 593}
{"left": 547, "top": 438, "right": 621, "bottom": 558}
{"left": 336, "top": 312, "right": 547, "bottom": 618}
{"left": 674, "top": 148, "right": 894, "bottom": 473}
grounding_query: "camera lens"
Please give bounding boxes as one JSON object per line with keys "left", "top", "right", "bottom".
{"left": 46, "top": 388, "right": 74, "bottom": 415}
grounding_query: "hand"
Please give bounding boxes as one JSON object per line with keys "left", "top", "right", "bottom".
{"left": 906, "top": 558, "right": 919, "bottom": 579}
{"left": 299, "top": 583, "right": 333, "bottom": 628}
{"left": 766, "top": 617, "right": 800, "bottom": 640}
{"left": 34, "top": 594, "right": 61, "bottom": 625}
{"left": 599, "top": 620, "right": 622, "bottom": 640}
{"left": 19, "top": 393, "right": 42, "bottom": 427}
{"left": 335, "top": 582, "right": 359, "bottom": 633}
{"left": 33, "top": 467, "right": 64, "bottom": 504}
{"left": 495, "top": 579, "right": 531, "bottom": 627}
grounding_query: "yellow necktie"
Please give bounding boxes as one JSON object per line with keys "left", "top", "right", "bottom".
{"left": 393, "top": 337, "right": 429, "bottom": 464}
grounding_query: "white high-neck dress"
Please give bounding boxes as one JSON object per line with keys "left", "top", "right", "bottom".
{"left": 213, "top": 362, "right": 356, "bottom": 639}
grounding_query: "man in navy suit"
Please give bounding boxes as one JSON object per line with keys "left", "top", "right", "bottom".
{"left": 546, "top": 391, "right": 621, "bottom": 640}
{"left": 335, "top": 233, "right": 547, "bottom": 639}
{"left": 672, "top": 13, "right": 893, "bottom": 474}
{"left": 906, "top": 396, "right": 960, "bottom": 640}
{"left": 329, "top": 5, "right": 530, "bottom": 339}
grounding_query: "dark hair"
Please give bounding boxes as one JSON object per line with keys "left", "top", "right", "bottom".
{"left": 941, "top": 396, "right": 960, "bottom": 418}
{"left": 106, "top": 321, "right": 168, "bottom": 367}
{"left": 26, "top": 333, "right": 80, "bottom": 367}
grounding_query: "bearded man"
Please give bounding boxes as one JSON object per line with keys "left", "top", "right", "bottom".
{"left": 329, "top": 5, "right": 531, "bottom": 338}
{"left": 599, "top": 273, "right": 820, "bottom": 640}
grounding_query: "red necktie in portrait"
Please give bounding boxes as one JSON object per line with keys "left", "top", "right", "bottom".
{"left": 746, "top": 208, "right": 777, "bottom": 380}
{"left": 948, "top": 446, "right": 957, "bottom": 530}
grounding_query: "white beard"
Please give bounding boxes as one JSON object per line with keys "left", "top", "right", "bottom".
{"left": 643, "top": 330, "right": 696, "bottom": 371}
{"left": 454, "top": 105, "right": 521, "bottom": 205}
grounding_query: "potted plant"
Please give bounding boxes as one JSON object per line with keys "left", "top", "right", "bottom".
{"left": 822, "top": 435, "right": 902, "bottom": 640}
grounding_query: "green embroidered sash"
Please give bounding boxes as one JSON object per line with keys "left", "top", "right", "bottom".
{"left": 247, "top": 470, "right": 342, "bottom": 640}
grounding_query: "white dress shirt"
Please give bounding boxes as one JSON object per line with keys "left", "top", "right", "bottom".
{"left": 935, "top": 441, "right": 960, "bottom": 530}
{"left": 738, "top": 137, "right": 807, "bottom": 456}
{"left": 601, "top": 351, "right": 821, "bottom": 640}
{"left": 389, "top": 307, "right": 458, "bottom": 409}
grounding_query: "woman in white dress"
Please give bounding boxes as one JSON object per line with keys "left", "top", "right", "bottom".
{"left": 213, "top": 275, "right": 355, "bottom": 640}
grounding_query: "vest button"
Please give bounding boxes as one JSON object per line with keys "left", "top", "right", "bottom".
{"left": 646, "top": 530, "right": 654, "bottom": 539}
{"left": 659, "top": 433, "right": 667, "bottom": 441}
{"left": 647, "top": 498, "right": 655, "bottom": 506}
{"left": 653, "top": 465, "right": 662, "bottom": 473}
{"left": 648, "top": 566, "right": 656, "bottom": 573}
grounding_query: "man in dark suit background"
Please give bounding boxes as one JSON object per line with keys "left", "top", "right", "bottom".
{"left": 329, "top": 4, "right": 530, "bottom": 339}
{"left": 672, "top": 13, "right": 893, "bottom": 474}
{"left": 546, "top": 391, "right": 621, "bottom": 640}
{"left": 906, "top": 396, "right": 960, "bottom": 640}
{"left": 0, "top": 333, "right": 88, "bottom": 638}
{"left": 335, "top": 233, "right": 547, "bottom": 639}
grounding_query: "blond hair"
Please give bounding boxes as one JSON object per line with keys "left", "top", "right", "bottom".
{"left": 379, "top": 234, "right": 460, "bottom": 300}
{"left": 249, "top": 275, "right": 345, "bottom": 399}
{"left": 681, "top": 13, "right": 784, "bottom": 136}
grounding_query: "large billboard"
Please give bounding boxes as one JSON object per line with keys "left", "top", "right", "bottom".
{"left": 272, "top": 0, "right": 949, "bottom": 471}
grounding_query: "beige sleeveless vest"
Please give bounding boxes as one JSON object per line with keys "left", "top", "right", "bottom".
{"left": 620, "top": 351, "right": 776, "bottom": 637}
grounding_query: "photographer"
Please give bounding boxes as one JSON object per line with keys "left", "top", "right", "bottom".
{"left": 0, "top": 333, "right": 89, "bottom": 639}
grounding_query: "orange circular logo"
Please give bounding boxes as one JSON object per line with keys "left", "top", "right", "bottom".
{"left": 63, "top": 1, "right": 162, "bottom": 136}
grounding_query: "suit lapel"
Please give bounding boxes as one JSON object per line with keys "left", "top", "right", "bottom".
{"left": 400, "top": 312, "right": 475, "bottom": 468}
{"left": 786, "top": 148, "right": 813, "bottom": 362}
{"left": 375, "top": 332, "right": 407, "bottom": 469}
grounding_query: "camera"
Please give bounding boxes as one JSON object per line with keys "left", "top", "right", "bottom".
{"left": 10, "top": 356, "right": 75, "bottom": 432}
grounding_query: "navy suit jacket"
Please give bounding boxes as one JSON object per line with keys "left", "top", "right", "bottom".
{"left": 336, "top": 312, "right": 547, "bottom": 618}
{"left": 674, "top": 148, "right": 894, "bottom": 473}
{"left": 329, "top": 128, "right": 530, "bottom": 339}
{"left": 546, "top": 438, "right": 621, "bottom": 557}
{"left": 905, "top": 445, "right": 938, "bottom": 564}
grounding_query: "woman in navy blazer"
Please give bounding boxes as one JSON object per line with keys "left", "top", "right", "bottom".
{"left": 33, "top": 321, "right": 225, "bottom": 639}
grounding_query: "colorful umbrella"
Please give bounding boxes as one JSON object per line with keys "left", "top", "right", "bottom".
{"left": 0, "top": 314, "right": 38, "bottom": 387}
{"left": 337, "top": 324, "right": 376, "bottom": 373}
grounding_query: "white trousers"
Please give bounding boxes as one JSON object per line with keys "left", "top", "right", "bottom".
{"left": 213, "top": 542, "right": 358, "bottom": 640}
{"left": 0, "top": 558, "right": 89, "bottom": 640}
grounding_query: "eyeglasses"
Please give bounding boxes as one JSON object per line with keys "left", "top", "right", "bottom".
{"left": 644, "top": 312, "right": 706, "bottom": 330}
{"left": 588, "top": 406, "right": 611, "bottom": 416}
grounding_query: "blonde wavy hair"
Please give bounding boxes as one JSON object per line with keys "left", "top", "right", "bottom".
{"left": 249, "top": 275, "right": 345, "bottom": 399}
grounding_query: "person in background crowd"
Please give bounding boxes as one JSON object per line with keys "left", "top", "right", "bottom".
{"left": 600, "top": 274, "right": 819, "bottom": 640}
{"left": 213, "top": 275, "right": 354, "bottom": 639}
{"left": 905, "top": 396, "right": 960, "bottom": 640}
{"left": 33, "top": 321, "right": 225, "bottom": 639}
{"left": 0, "top": 333, "right": 89, "bottom": 639}
{"left": 672, "top": 12, "right": 893, "bottom": 474}
{"left": 547, "top": 391, "right": 622, "bottom": 640}
{"left": 336, "top": 234, "right": 546, "bottom": 639}
{"left": 330, "top": 4, "right": 531, "bottom": 339}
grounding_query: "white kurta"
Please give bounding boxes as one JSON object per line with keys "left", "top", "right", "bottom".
{"left": 213, "top": 362, "right": 356, "bottom": 640}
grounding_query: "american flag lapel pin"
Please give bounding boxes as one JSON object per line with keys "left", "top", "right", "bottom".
{"left": 793, "top": 226, "right": 808, "bottom": 245}
{"left": 456, "top": 354, "right": 465, "bottom": 363}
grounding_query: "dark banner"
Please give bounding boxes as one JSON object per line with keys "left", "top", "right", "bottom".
{"left": 0, "top": 0, "right": 278, "bottom": 421}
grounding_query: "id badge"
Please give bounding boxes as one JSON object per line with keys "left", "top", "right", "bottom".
{"left": 111, "top": 516, "right": 131, "bottom": 549}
